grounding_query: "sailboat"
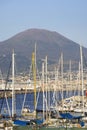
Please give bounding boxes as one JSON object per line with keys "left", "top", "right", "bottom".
{"left": 21, "top": 52, "right": 36, "bottom": 119}
{"left": 0, "top": 50, "right": 15, "bottom": 130}
{"left": 74, "top": 45, "right": 87, "bottom": 114}
{"left": 20, "top": 43, "right": 38, "bottom": 119}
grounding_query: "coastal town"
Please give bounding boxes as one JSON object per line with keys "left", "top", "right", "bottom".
{"left": 0, "top": 68, "right": 87, "bottom": 94}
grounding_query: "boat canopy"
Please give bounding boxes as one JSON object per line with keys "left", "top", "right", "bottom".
{"left": 60, "top": 112, "right": 82, "bottom": 120}
{"left": 14, "top": 120, "right": 30, "bottom": 126}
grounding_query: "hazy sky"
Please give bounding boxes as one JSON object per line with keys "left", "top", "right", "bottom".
{"left": 0, "top": 0, "right": 87, "bottom": 47}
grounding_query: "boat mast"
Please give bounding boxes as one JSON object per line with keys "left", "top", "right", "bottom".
{"left": 53, "top": 67, "right": 57, "bottom": 106}
{"left": 32, "top": 52, "right": 36, "bottom": 112}
{"left": 42, "top": 62, "right": 45, "bottom": 119}
{"left": 35, "top": 42, "right": 37, "bottom": 70}
{"left": 80, "top": 45, "right": 84, "bottom": 115}
{"left": 45, "top": 56, "right": 48, "bottom": 120}
{"left": 61, "top": 53, "right": 64, "bottom": 108}
{"left": 12, "top": 49, "right": 16, "bottom": 118}
{"left": 78, "top": 61, "right": 81, "bottom": 97}
{"left": 69, "top": 60, "right": 72, "bottom": 98}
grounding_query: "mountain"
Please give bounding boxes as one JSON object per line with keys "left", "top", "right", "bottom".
{"left": 0, "top": 28, "right": 87, "bottom": 74}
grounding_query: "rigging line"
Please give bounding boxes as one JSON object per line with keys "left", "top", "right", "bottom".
{"left": 0, "top": 61, "right": 12, "bottom": 114}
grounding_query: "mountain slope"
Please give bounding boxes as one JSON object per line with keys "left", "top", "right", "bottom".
{"left": 0, "top": 28, "right": 87, "bottom": 73}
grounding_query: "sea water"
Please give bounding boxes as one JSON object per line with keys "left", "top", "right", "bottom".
{"left": 0, "top": 90, "right": 81, "bottom": 116}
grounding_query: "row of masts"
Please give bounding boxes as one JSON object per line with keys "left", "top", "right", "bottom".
{"left": 11, "top": 44, "right": 85, "bottom": 119}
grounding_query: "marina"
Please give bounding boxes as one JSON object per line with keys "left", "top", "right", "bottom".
{"left": 0, "top": 46, "right": 87, "bottom": 130}
{"left": 0, "top": 0, "right": 87, "bottom": 129}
